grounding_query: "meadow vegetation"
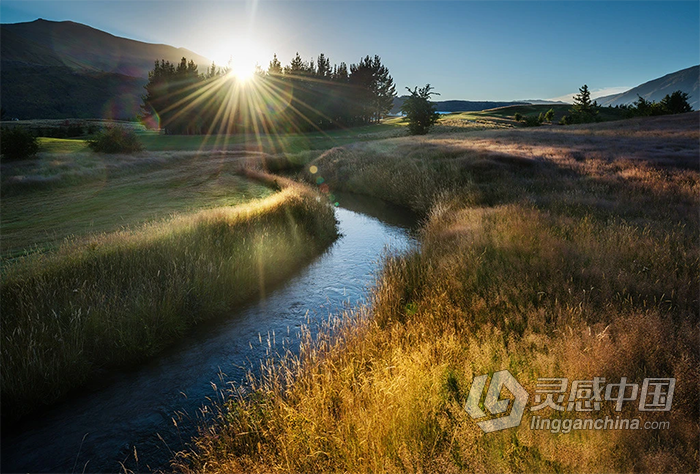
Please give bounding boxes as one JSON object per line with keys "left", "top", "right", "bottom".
{"left": 179, "top": 112, "right": 699, "bottom": 473}
{"left": 1, "top": 151, "right": 277, "bottom": 257}
{"left": 1, "top": 167, "right": 338, "bottom": 418}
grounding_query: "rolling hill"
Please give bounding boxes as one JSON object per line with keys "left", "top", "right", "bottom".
{"left": 596, "top": 65, "right": 699, "bottom": 109}
{"left": 390, "top": 97, "right": 529, "bottom": 114}
{"left": 1, "top": 19, "right": 212, "bottom": 119}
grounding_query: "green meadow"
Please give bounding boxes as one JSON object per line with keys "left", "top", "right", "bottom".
{"left": 1, "top": 153, "right": 274, "bottom": 258}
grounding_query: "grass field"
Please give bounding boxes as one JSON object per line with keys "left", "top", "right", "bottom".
{"left": 1, "top": 155, "right": 338, "bottom": 418}
{"left": 27, "top": 107, "right": 626, "bottom": 159}
{"left": 1, "top": 152, "right": 274, "bottom": 258}
{"left": 180, "top": 112, "right": 699, "bottom": 473}
{"left": 442, "top": 104, "right": 626, "bottom": 126}
{"left": 138, "top": 123, "right": 404, "bottom": 152}
{"left": 25, "top": 123, "right": 405, "bottom": 156}
{"left": 385, "top": 104, "right": 628, "bottom": 133}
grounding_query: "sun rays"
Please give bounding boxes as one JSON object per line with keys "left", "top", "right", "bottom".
{"left": 151, "top": 65, "right": 343, "bottom": 155}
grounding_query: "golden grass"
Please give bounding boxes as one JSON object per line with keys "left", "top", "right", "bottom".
{"left": 0, "top": 173, "right": 338, "bottom": 418}
{"left": 178, "top": 113, "right": 699, "bottom": 473}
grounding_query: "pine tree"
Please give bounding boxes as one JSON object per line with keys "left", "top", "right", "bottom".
{"left": 333, "top": 62, "right": 349, "bottom": 83}
{"left": 568, "top": 84, "right": 599, "bottom": 123}
{"left": 316, "top": 53, "right": 332, "bottom": 79}
{"left": 572, "top": 85, "right": 592, "bottom": 113}
{"left": 660, "top": 90, "right": 692, "bottom": 114}
{"left": 141, "top": 57, "right": 205, "bottom": 134}
{"left": 349, "top": 55, "right": 396, "bottom": 124}
{"left": 370, "top": 55, "right": 396, "bottom": 123}
{"left": 141, "top": 59, "right": 175, "bottom": 130}
{"left": 285, "top": 53, "right": 306, "bottom": 76}
{"left": 268, "top": 54, "right": 283, "bottom": 76}
{"left": 206, "top": 62, "right": 221, "bottom": 79}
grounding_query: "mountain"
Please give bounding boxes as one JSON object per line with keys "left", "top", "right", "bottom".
{"left": 1, "top": 19, "right": 212, "bottom": 119}
{"left": 596, "top": 65, "right": 699, "bottom": 109}
{"left": 2, "top": 19, "right": 211, "bottom": 78}
{"left": 390, "top": 97, "right": 529, "bottom": 115}
{"left": 2, "top": 29, "right": 82, "bottom": 69}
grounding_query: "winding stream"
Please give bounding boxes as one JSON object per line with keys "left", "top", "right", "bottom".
{"left": 1, "top": 193, "right": 418, "bottom": 473}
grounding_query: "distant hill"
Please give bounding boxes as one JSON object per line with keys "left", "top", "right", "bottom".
{"left": 1, "top": 19, "right": 212, "bottom": 119}
{"left": 390, "top": 97, "right": 529, "bottom": 114}
{"left": 596, "top": 65, "right": 699, "bottom": 109}
{"left": 520, "top": 99, "right": 568, "bottom": 105}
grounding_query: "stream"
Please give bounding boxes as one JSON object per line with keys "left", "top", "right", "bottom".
{"left": 1, "top": 193, "right": 418, "bottom": 473}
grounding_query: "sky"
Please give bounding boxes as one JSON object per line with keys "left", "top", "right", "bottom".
{"left": 1, "top": 1, "right": 698, "bottom": 101}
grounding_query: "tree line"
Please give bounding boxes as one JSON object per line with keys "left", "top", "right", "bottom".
{"left": 560, "top": 85, "right": 692, "bottom": 125}
{"left": 620, "top": 90, "right": 693, "bottom": 118}
{"left": 141, "top": 54, "right": 396, "bottom": 135}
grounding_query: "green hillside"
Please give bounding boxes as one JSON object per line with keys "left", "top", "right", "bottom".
{"left": 443, "top": 104, "right": 627, "bottom": 125}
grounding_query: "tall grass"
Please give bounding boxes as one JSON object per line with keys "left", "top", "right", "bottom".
{"left": 1, "top": 175, "right": 337, "bottom": 418}
{"left": 180, "top": 113, "right": 699, "bottom": 473}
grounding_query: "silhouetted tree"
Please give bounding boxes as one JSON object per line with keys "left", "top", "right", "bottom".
{"left": 206, "top": 62, "right": 223, "bottom": 79}
{"left": 623, "top": 90, "right": 693, "bottom": 118}
{"left": 570, "top": 84, "right": 598, "bottom": 123}
{"left": 632, "top": 95, "right": 656, "bottom": 116}
{"left": 349, "top": 55, "right": 396, "bottom": 124}
{"left": 369, "top": 56, "right": 396, "bottom": 123}
{"left": 268, "top": 54, "right": 283, "bottom": 76}
{"left": 560, "top": 84, "right": 599, "bottom": 124}
{"left": 401, "top": 84, "right": 440, "bottom": 135}
{"left": 573, "top": 85, "right": 592, "bottom": 111}
{"left": 285, "top": 53, "right": 306, "bottom": 76}
{"left": 141, "top": 59, "right": 176, "bottom": 131}
{"left": 316, "top": 54, "right": 331, "bottom": 79}
{"left": 333, "top": 62, "right": 349, "bottom": 82}
{"left": 660, "top": 90, "right": 692, "bottom": 114}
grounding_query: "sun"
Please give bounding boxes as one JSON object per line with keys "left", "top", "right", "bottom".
{"left": 228, "top": 60, "right": 256, "bottom": 82}
{"left": 211, "top": 37, "right": 262, "bottom": 82}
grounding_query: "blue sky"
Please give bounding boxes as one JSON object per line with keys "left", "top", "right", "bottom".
{"left": 2, "top": 1, "right": 698, "bottom": 101}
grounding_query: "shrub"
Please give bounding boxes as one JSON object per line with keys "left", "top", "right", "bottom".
{"left": 544, "top": 108, "right": 555, "bottom": 122}
{"left": 522, "top": 115, "right": 541, "bottom": 127}
{"left": 87, "top": 126, "right": 143, "bottom": 153}
{"left": 0, "top": 127, "right": 39, "bottom": 160}
{"left": 514, "top": 112, "right": 522, "bottom": 122}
